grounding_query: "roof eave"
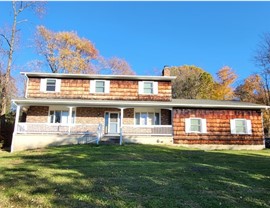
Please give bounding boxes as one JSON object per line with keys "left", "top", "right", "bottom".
{"left": 12, "top": 99, "right": 269, "bottom": 110}
{"left": 20, "top": 72, "right": 176, "bottom": 81}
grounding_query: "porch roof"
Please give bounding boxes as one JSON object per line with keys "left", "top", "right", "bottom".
{"left": 12, "top": 98, "right": 269, "bottom": 110}
{"left": 21, "top": 72, "right": 176, "bottom": 81}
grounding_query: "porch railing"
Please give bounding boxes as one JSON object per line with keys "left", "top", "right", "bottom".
{"left": 122, "top": 125, "right": 173, "bottom": 136}
{"left": 16, "top": 123, "right": 173, "bottom": 136}
{"left": 17, "top": 123, "right": 99, "bottom": 135}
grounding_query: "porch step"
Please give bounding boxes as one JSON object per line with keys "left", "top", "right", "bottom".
{"left": 100, "top": 136, "right": 120, "bottom": 144}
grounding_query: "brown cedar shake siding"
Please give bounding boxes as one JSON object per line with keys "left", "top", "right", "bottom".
{"left": 26, "top": 78, "right": 172, "bottom": 101}
{"left": 173, "top": 108, "right": 264, "bottom": 145}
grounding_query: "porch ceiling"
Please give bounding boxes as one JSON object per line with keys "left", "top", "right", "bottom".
{"left": 12, "top": 98, "right": 269, "bottom": 110}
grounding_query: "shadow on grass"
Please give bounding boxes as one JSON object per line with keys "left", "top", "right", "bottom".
{"left": 0, "top": 144, "right": 270, "bottom": 207}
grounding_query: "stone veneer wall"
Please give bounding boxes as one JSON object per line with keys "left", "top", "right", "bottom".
{"left": 26, "top": 106, "right": 49, "bottom": 123}
{"left": 24, "top": 106, "right": 172, "bottom": 127}
{"left": 173, "top": 108, "right": 264, "bottom": 145}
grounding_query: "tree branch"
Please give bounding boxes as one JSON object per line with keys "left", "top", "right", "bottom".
{"left": 0, "top": 34, "right": 11, "bottom": 48}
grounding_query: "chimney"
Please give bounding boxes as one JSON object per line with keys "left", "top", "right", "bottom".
{"left": 162, "top": 65, "right": 170, "bottom": 76}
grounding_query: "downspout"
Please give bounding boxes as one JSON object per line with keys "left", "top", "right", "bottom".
{"left": 23, "top": 73, "right": 29, "bottom": 98}
{"left": 120, "top": 108, "right": 124, "bottom": 145}
{"left": 262, "top": 110, "right": 265, "bottom": 148}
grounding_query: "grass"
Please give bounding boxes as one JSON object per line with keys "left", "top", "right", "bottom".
{"left": 0, "top": 144, "right": 270, "bottom": 208}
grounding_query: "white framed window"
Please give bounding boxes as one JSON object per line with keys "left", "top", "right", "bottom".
{"left": 90, "top": 80, "right": 110, "bottom": 93}
{"left": 138, "top": 81, "right": 158, "bottom": 95}
{"left": 135, "top": 112, "right": 160, "bottom": 125}
{"left": 40, "top": 78, "right": 61, "bottom": 92}
{"left": 185, "top": 118, "right": 207, "bottom": 133}
{"left": 49, "top": 110, "right": 75, "bottom": 124}
{"left": 230, "top": 119, "right": 252, "bottom": 135}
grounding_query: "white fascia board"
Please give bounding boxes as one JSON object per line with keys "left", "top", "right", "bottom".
{"left": 20, "top": 72, "right": 176, "bottom": 81}
{"left": 11, "top": 99, "right": 269, "bottom": 110}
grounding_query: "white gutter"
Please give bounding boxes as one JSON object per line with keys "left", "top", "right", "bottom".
{"left": 20, "top": 72, "right": 176, "bottom": 81}
{"left": 12, "top": 99, "right": 269, "bottom": 110}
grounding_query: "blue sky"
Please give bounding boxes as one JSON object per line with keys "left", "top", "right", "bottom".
{"left": 1, "top": 1, "right": 270, "bottom": 82}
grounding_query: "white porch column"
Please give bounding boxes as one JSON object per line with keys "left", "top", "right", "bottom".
{"left": 120, "top": 108, "right": 124, "bottom": 145}
{"left": 68, "top": 107, "right": 73, "bottom": 135}
{"left": 13, "top": 104, "right": 21, "bottom": 135}
{"left": 11, "top": 104, "right": 21, "bottom": 153}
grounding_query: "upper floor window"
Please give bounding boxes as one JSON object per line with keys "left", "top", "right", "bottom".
{"left": 138, "top": 81, "right": 158, "bottom": 95}
{"left": 230, "top": 119, "right": 252, "bottom": 134}
{"left": 46, "top": 79, "right": 56, "bottom": 91}
{"left": 90, "top": 80, "right": 110, "bottom": 94}
{"left": 40, "top": 78, "right": 61, "bottom": 92}
{"left": 185, "top": 118, "right": 207, "bottom": 133}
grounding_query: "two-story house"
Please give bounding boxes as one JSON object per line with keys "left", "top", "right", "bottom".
{"left": 11, "top": 67, "right": 268, "bottom": 151}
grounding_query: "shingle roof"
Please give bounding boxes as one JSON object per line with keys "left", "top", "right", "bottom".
{"left": 12, "top": 98, "right": 269, "bottom": 109}
{"left": 21, "top": 72, "right": 176, "bottom": 81}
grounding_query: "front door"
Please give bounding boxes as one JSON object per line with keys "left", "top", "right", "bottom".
{"left": 105, "top": 112, "right": 119, "bottom": 134}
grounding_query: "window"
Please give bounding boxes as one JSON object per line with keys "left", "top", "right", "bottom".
{"left": 185, "top": 118, "right": 207, "bottom": 133}
{"left": 49, "top": 110, "right": 75, "bottom": 124}
{"left": 46, "top": 79, "right": 56, "bottom": 91}
{"left": 230, "top": 119, "right": 252, "bottom": 134}
{"left": 135, "top": 112, "right": 160, "bottom": 125}
{"left": 40, "top": 78, "right": 61, "bottom": 92}
{"left": 138, "top": 81, "right": 158, "bottom": 95}
{"left": 95, "top": 81, "right": 105, "bottom": 93}
{"left": 90, "top": 80, "right": 110, "bottom": 93}
{"left": 144, "top": 82, "right": 153, "bottom": 94}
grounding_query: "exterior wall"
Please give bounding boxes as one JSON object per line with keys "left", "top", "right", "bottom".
{"left": 161, "top": 109, "right": 171, "bottom": 125}
{"left": 25, "top": 106, "right": 135, "bottom": 125}
{"left": 76, "top": 107, "right": 134, "bottom": 125}
{"left": 173, "top": 108, "right": 264, "bottom": 145}
{"left": 27, "top": 78, "right": 172, "bottom": 101}
{"left": 12, "top": 134, "right": 97, "bottom": 152}
{"left": 26, "top": 106, "right": 49, "bottom": 123}
{"left": 124, "top": 136, "right": 173, "bottom": 145}
{"left": 24, "top": 106, "right": 170, "bottom": 126}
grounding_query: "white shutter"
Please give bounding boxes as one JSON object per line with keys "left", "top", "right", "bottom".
{"left": 230, "top": 119, "right": 236, "bottom": 134}
{"left": 138, "top": 81, "right": 144, "bottom": 94}
{"left": 201, "top": 119, "right": 207, "bottom": 133}
{"left": 55, "top": 79, "right": 61, "bottom": 92}
{"left": 246, "top": 120, "right": 252, "bottom": 135}
{"left": 90, "top": 80, "right": 95, "bottom": 93}
{"left": 185, "top": 118, "right": 190, "bottom": 133}
{"left": 105, "top": 80, "right": 110, "bottom": 93}
{"left": 153, "top": 82, "right": 158, "bottom": 95}
{"left": 40, "top": 78, "right": 47, "bottom": 92}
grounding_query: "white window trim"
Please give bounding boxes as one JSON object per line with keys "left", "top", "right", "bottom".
{"left": 230, "top": 119, "right": 252, "bottom": 135}
{"left": 185, "top": 118, "right": 207, "bottom": 134}
{"left": 134, "top": 112, "right": 161, "bottom": 126}
{"left": 90, "top": 80, "right": 110, "bottom": 94}
{"left": 138, "top": 81, "right": 158, "bottom": 95}
{"left": 40, "top": 78, "right": 61, "bottom": 93}
{"left": 48, "top": 108, "right": 76, "bottom": 124}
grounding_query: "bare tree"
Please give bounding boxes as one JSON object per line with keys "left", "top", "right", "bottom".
{"left": 0, "top": 1, "right": 46, "bottom": 116}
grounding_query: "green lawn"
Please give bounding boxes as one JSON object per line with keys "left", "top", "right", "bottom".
{"left": 0, "top": 144, "right": 269, "bottom": 208}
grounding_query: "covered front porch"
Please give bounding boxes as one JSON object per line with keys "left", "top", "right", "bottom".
{"left": 11, "top": 99, "right": 174, "bottom": 151}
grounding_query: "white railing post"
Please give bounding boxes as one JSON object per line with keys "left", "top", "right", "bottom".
{"left": 68, "top": 107, "right": 73, "bottom": 135}
{"left": 96, "top": 123, "right": 103, "bottom": 145}
{"left": 120, "top": 108, "right": 124, "bottom": 145}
